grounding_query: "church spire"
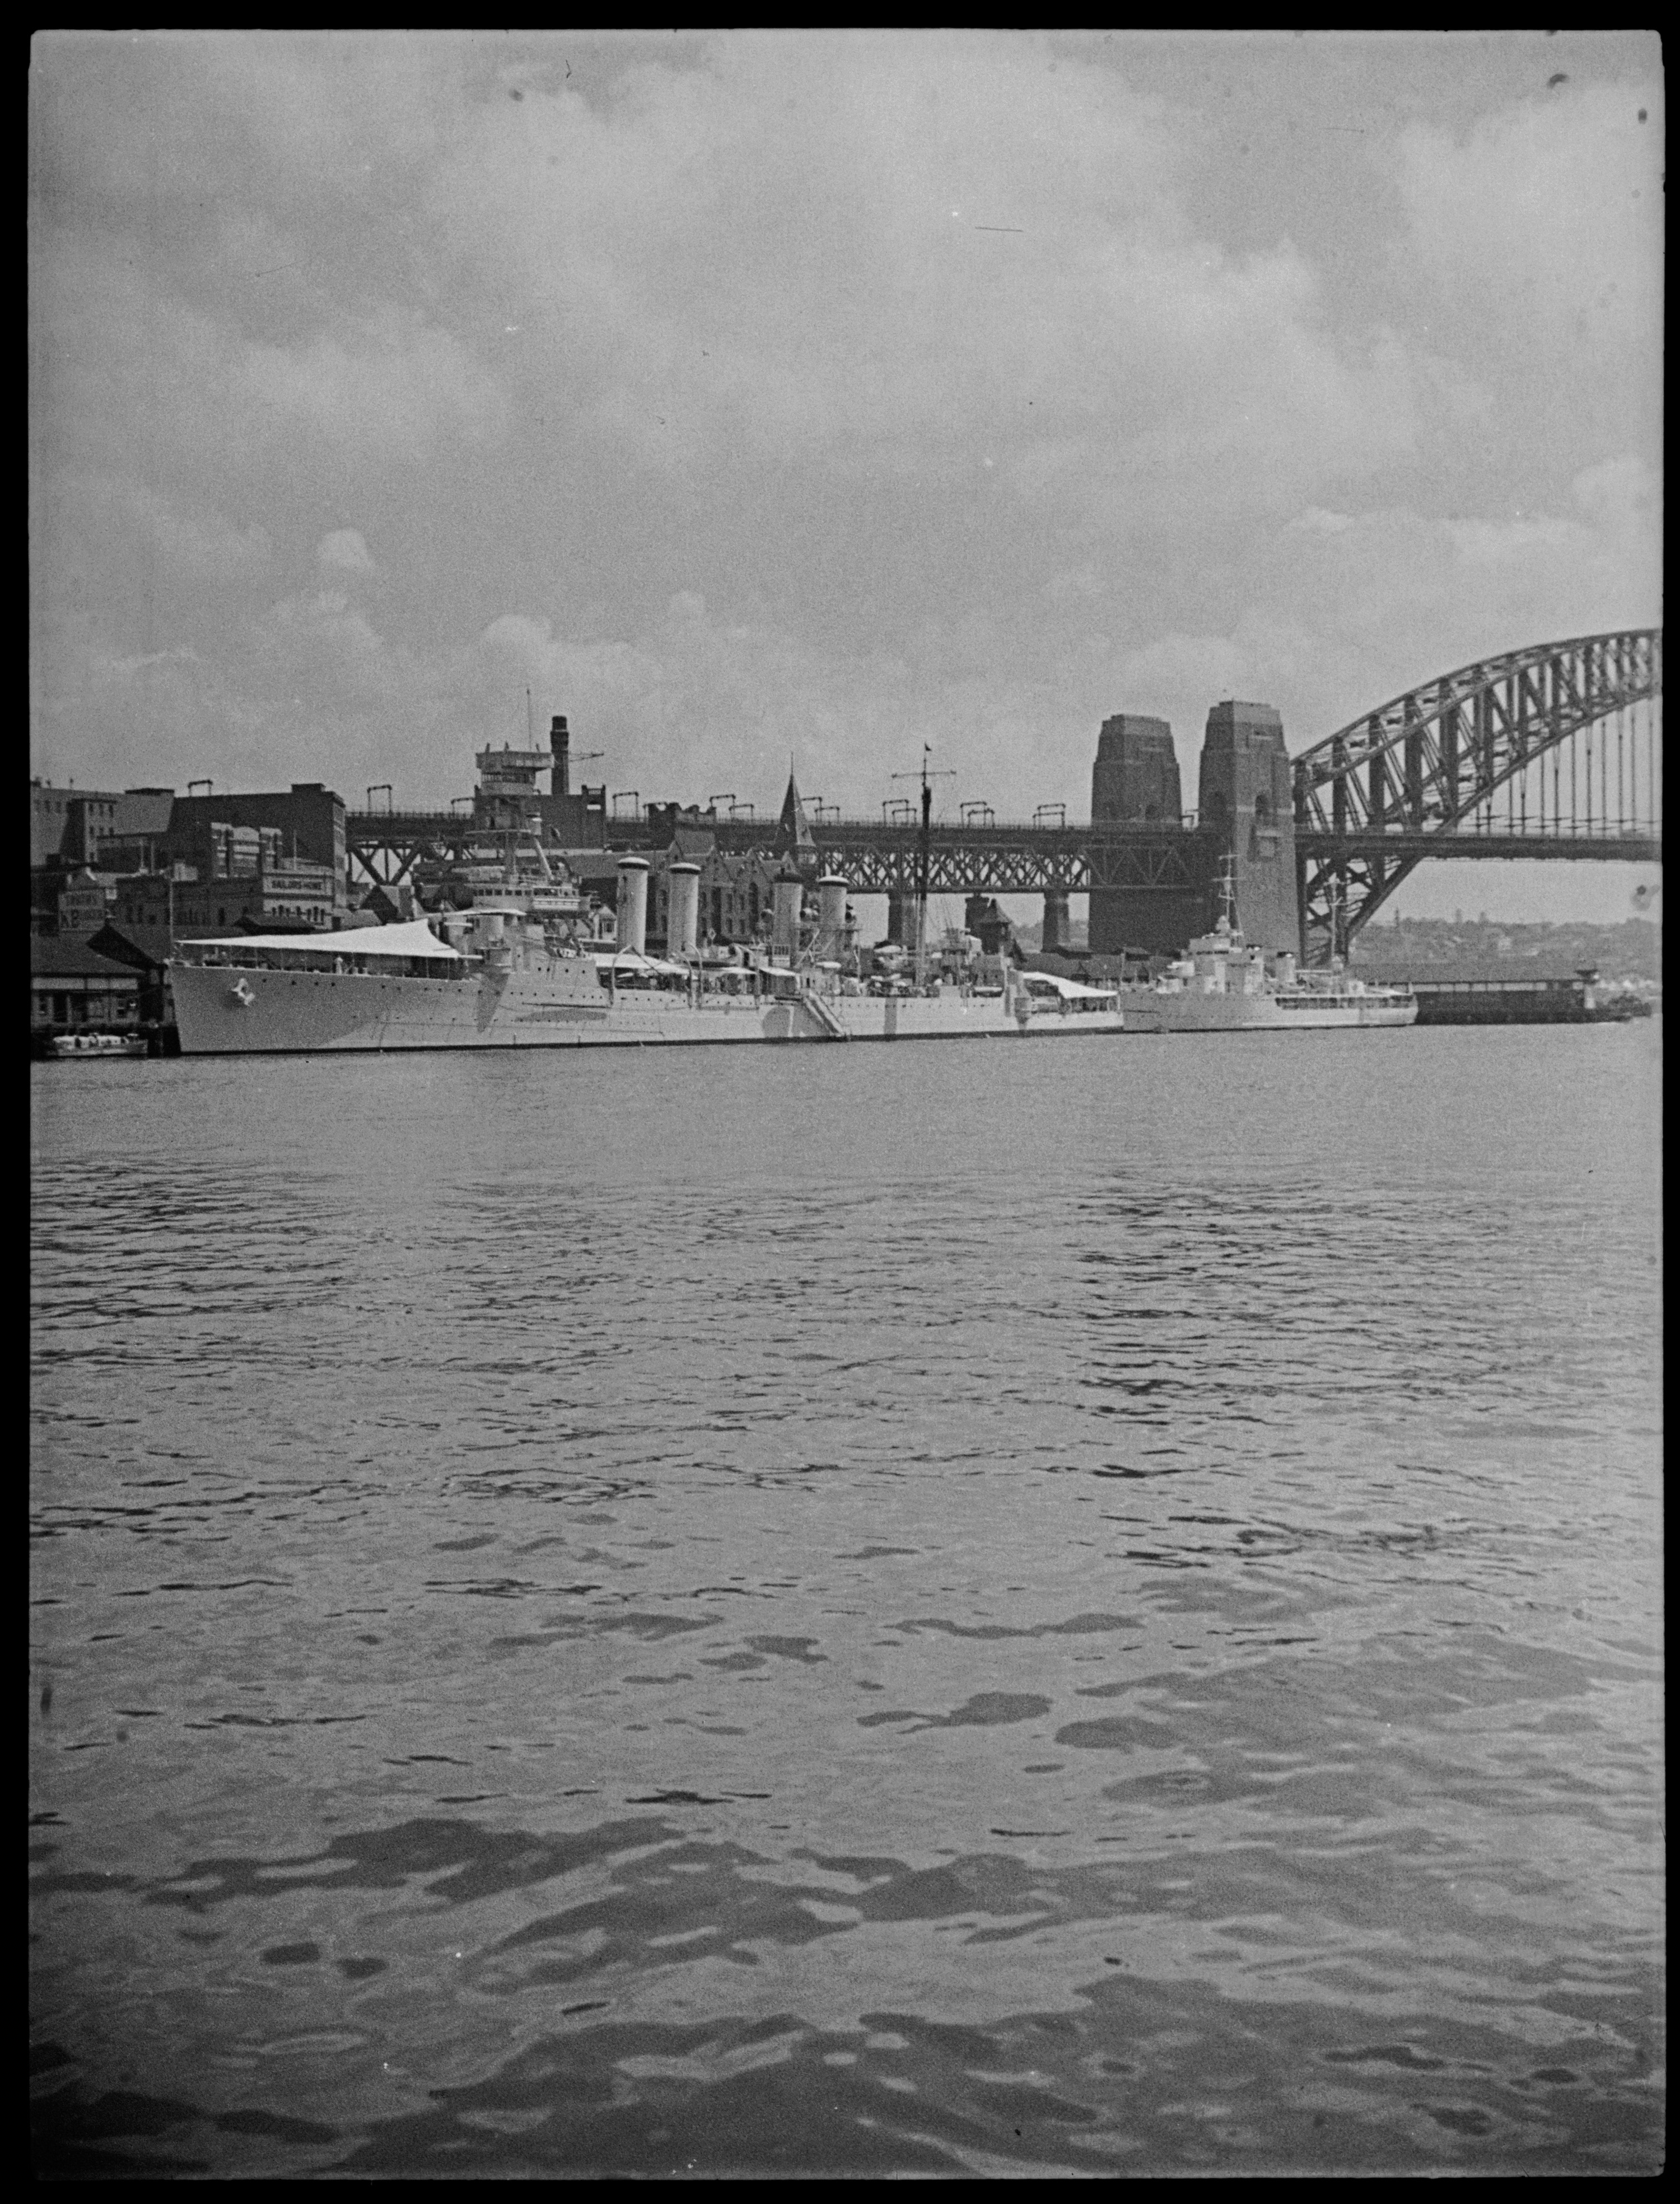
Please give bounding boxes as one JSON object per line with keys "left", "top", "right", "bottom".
{"left": 773, "top": 771, "right": 815, "bottom": 856}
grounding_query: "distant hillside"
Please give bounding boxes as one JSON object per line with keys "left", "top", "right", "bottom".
{"left": 1012, "top": 920, "right": 1087, "bottom": 955}
{"left": 1352, "top": 915, "right": 1661, "bottom": 983}
{"left": 983, "top": 910, "right": 1658, "bottom": 979}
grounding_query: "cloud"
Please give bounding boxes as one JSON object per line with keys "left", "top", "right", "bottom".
{"left": 1390, "top": 80, "right": 1662, "bottom": 476}
{"left": 1089, "top": 458, "right": 1662, "bottom": 779}
{"left": 31, "top": 30, "right": 461, "bottom": 220}
{"left": 317, "top": 528, "right": 379, "bottom": 576}
{"left": 1568, "top": 453, "right": 1660, "bottom": 555}
{"left": 242, "top": 312, "right": 507, "bottom": 460}
{"left": 34, "top": 236, "right": 507, "bottom": 497}
{"left": 30, "top": 474, "right": 273, "bottom": 736}
{"left": 30, "top": 609, "right": 269, "bottom": 789}
{"left": 38, "top": 473, "right": 273, "bottom": 595}
{"left": 426, "top": 32, "right": 1428, "bottom": 512}
{"left": 31, "top": 460, "right": 1658, "bottom": 839}
{"left": 246, "top": 591, "right": 421, "bottom": 720}
{"left": 27, "top": 34, "right": 1660, "bottom": 934}
{"left": 1396, "top": 82, "right": 1662, "bottom": 356}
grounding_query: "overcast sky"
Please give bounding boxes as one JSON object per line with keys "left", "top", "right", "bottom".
{"left": 30, "top": 30, "right": 1662, "bottom": 922}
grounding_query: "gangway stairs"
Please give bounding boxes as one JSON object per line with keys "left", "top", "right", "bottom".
{"left": 797, "top": 984, "right": 850, "bottom": 1040}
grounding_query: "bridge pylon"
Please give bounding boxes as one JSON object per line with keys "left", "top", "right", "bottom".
{"left": 1197, "top": 702, "right": 1300, "bottom": 959}
{"left": 1088, "top": 715, "right": 1207, "bottom": 954}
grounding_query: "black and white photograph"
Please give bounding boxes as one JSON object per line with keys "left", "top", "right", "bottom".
{"left": 30, "top": 29, "right": 1661, "bottom": 2178}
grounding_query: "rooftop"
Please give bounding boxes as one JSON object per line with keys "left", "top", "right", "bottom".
{"left": 32, "top": 936, "right": 143, "bottom": 979}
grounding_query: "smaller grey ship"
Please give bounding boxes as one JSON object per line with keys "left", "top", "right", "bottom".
{"left": 1121, "top": 873, "right": 1417, "bottom": 1033}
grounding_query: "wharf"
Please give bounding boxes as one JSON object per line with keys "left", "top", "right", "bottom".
{"left": 1364, "top": 971, "right": 1653, "bottom": 1025}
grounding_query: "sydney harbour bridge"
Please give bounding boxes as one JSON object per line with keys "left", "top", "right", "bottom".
{"left": 348, "top": 628, "right": 1661, "bottom": 963}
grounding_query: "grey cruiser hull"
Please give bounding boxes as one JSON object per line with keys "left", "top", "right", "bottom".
{"left": 170, "top": 962, "right": 1127, "bottom": 1053}
{"left": 1119, "top": 990, "right": 1416, "bottom": 1032}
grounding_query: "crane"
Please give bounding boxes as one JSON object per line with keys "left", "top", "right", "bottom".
{"left": 565, "top": 749, "right": 604, "bottom": 802}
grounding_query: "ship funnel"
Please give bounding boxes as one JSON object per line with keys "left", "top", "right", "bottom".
{"left": 817, "top": 873, "right": 848, "bottom": 952}
{"left": 772, "top": 870, "right": 802, "bottom": 960}
{"left": 617, "top": 856, "right": 649, "bottom": 958}
{"left": 668, "top": 861, "right": 700, "bottom": 957}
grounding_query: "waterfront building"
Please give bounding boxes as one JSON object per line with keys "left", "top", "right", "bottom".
{"left": 357, "top": 882, "right": 415, "bottom": 925}
{"left": 84, "top": 923, "right": 179, "bottom": 1025}
{"left": 31, "top": 784, "right": 180, "bottom": 870}
{"left": 631, "top": 779, "right": 830, "bottom": 953}
{"left": 50, "top": 869, "right": 111, "bottom": 935}
{"left": 108, "top": 857, "right": 340, "bottom": 934}
{"left": 964, "top": 896, "right": 1018, "bottom": 958}
{"left": 30, "top": 780, "right": 352, "bottom": 934}
{"left": 536, "top": 831, "right": 783, "bottom": 953}
{"left": 647, "top": 837, "right": 780, "bottom": 951}
{"left": 31, "top": 936, "right": 142, "bottom": 1034}
{"left": 155, "top": 785, "right": 347, "bottom": 910}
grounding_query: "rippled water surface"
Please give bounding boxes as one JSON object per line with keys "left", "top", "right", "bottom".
{"left": 31, "top": 1026, "right": 1663, "bottom": 2176}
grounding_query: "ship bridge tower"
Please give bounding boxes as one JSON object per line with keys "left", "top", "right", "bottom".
{"left": 474, "top": 739, "right": 555, "bottom": 835}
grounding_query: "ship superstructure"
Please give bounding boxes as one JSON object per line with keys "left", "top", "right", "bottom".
{"left": 168, "top": 862, "right": 1127, "bottom": 1054}
{"left": 1119, "top": 866, "right": 1416, "bottom": 1032}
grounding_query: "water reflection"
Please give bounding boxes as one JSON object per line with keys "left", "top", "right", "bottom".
{"left": 31, "top": 1032, "right": 1663, "bottom": 2173}
{"left": 31, "top": 1807, "right": 1662, "bottom": 2176}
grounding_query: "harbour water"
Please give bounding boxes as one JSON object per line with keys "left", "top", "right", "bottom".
{"left": 30, "top": 1025, "right": 1663, "bottom": 2177}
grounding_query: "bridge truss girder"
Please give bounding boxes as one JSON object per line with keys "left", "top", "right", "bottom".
{"left": 810, "top": 826, "right": 1218, "bottom": 897}
{"left": 1292, "top": 628, "right": 1662, "bottom": 955}
{"left": 346, "top": 814, "right": 486, "bottom": 889}
{"left": 1298, "top": 828, "right": 1662, "bottom": 865}
{"left": 349, "top": 836, "right": 443, "bottom": 889}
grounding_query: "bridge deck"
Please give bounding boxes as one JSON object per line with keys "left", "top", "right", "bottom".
{"left": 347, "top": 810, "right": 1660, "bottom": 882}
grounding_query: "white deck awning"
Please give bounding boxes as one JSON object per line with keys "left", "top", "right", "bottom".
{"left": 182, "top": 920, "right": 464, "bottom": 961}
{"left": 591, "top": 950, "right": 690, "bottom": 976}
{"left": 1024, "top": 972, "right": 1117, "bottom": 1000}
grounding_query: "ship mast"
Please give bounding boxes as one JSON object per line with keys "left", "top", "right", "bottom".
{"left": 1217, "top": 852, "right": 1239, "bottom": 934}
{"left": 917, "top": 760, "right": 931, "bottom": 984}
{"left": 892, "top": 746, "right": 955, "bottom": 985}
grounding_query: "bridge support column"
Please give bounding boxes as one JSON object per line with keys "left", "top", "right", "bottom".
{"left": 1088, "top": 714, "right": 1203, "bottom": 954}
{"left": 1197, "top": 701, "right": 1300, "bottom": 958}
{"left": 885, "top": 890, "right": 911, "bottom": 945}
{"left": 1042, "top": 888, "right": 1070, "bottom": 954}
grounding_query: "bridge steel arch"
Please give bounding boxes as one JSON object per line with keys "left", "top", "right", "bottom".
{"left": 1292, "top": 629, "right": 1662, "bottom": 958}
